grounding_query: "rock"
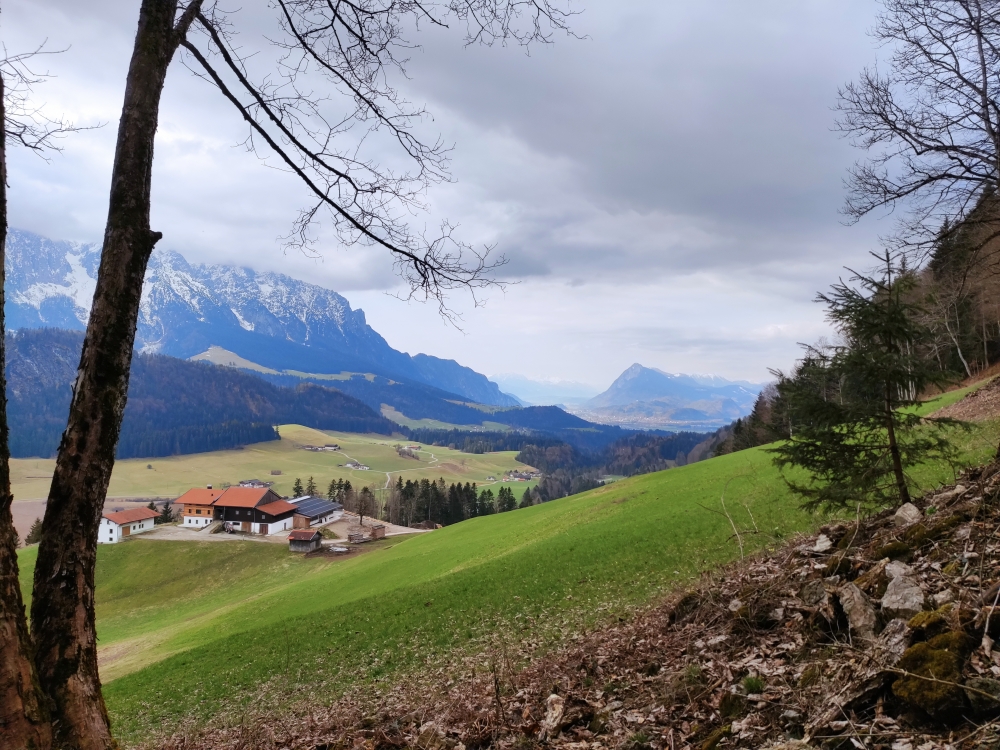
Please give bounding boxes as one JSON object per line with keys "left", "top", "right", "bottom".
{"left": 839, "top": 582, "right": 877, "bottom": 641}
{"left": 813, "top": 534, "right": 833, "bottom": 553}
{"left": 539, "top": 694, "right": 565, "bottom": 740}
{"left": 885, "top": 560, "right": 914, "bottom": 579}
{"left": 417, "top": 723, "right": 447, "bottom": 750}
{"left": 933, "top": 589, "right": 955, "bottom": 607}
{"left": 894, "top": 502, "right": 923, "bottom": 526}
{"left": 881, "top": 575, "right": 926, "bottom": 619}
{"left": 799, "top": 579, "right": 828, "bottom": 607}
{"left": 727, "top": 598, "right": 743, "bottom": 613}
{"left": 874, "top": 541, "right": 913, "bottom": 562}
{"left": 965, "top": 676, "right": 1000, "bottom": 716}
{"left": 855, "top": 559, "right": 889, "bottom": 598}
{"left": 892, "top": 632, "right": 974, "bottom": 719}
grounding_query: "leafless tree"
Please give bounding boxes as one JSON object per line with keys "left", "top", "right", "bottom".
{"left": 838, "top": 0, "right": 1000, "bottom": 258}
{"left": 0, "top": 2, "right": 575, "bottom": 749}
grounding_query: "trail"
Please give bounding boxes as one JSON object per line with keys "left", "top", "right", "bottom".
{"left": 382, "top": 449, "right": 439, "bottom": 488}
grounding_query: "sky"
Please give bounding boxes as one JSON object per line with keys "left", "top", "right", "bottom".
{"left": 2, "top": 0, "right": 888, "bottom": 390}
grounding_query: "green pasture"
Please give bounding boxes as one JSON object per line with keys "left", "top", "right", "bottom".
{"left": 8, "top": 424, "right": 534, "bottom": 502}
{"left": 10, "top": 381, "right": 995, "bottom": 745}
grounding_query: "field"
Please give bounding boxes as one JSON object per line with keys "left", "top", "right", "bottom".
{"left": 9, "top": 424, "right": 537, "bottom": 502}
{"left": 15, "top": 388, "right": 998, "bottom": 746}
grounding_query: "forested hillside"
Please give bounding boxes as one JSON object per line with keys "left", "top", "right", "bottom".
{"left": 6, "top": 329, "right": 395, "bottom": 458}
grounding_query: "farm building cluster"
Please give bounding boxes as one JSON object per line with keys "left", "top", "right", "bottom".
{"left": 98, "top": 486, "right": 344, "bottom": 544}
{"left": 301, "top": 443, "right": 340, "bottom": 452}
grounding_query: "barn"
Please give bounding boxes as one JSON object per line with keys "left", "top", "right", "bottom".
{"left": 290, "top": 496, "right": 344, "bottom": 528}
{"left": 213, "top": 487, "right": 298, "bottom": 534}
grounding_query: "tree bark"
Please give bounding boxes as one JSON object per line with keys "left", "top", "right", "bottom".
{"left": 885, "top": 383, "right": 910, "bottom": 506}
{"left": 0, "top": 69, "right": 54, "bottom": 750}
{"left": 29, "top": 3, "right": 180, "bottom": 748}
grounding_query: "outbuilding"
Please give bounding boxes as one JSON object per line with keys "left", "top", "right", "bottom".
{"left": 288, "top": 529, "right": 323, "bottom": 553}
{"left": 99, "top": 507, "right": 160, "bottom": 544}
{"left": 290, "top": 495, "right": 344, "bottom": 528}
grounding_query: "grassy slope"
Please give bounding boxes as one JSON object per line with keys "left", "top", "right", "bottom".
{"left": 13, "top": 387, "right": 993, "bottom": 744}
{"left": 8, "top": 425, "right": 535, "bottom": 501}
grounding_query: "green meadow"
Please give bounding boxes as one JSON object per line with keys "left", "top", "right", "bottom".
{"left": 13, "top": 383, "right": 995, "bottom": 745}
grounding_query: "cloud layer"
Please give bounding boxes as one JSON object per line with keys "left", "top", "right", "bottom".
{"left": 3, "top": 0, "right": 888, "bottom": 386}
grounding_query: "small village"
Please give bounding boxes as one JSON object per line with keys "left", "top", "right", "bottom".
{"left": 98, "top": 481, "right": 403, "bottom": 554}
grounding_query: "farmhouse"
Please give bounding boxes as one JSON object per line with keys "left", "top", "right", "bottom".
{"left": 178, "top": 486, "right": 223, "bottom": 528}
{"left": 290, "top": 495, "right": 344, "bottom": 528}
{"left": 288, "top": 529, "right": 322, "bottom": 553}
{"left": 99, "top": 507, "right": 159, "bottom": 544}
{"left": 213, "top": 487, "right": 297, "bottom": 534}
{"left": 238, "top": 478, "right": 272, "bottom": 489}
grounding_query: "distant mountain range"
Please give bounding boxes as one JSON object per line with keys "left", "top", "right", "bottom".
{"left": 489, "top": 374, "right": 599, "bottom": 406}
{"left": 5, "top": 228, "right": 519, "bottom": 409}
{"left": 564, "top": 364, "right": 762, "bottom": 431}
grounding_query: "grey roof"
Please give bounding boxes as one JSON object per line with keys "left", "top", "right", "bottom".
{"left": 291, "top": 496, "right": 343, "bottom": 519}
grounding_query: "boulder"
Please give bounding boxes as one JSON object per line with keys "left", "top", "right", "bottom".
{"left": 893, "top": 502, "right": 923, "bottom": 527}
{"left": 838, "top": 582, "right": 877, "bottom": 641}
{"left": 965, "top": 676, "right": 1000, "bottom": 717}
{"left": 813, "top": 534, "right": 833, "bottom": 553}
{"left": 881, "top": 575, "right": 925, "bottom": 619}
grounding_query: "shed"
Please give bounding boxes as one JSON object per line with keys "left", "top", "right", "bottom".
{"left": 369, "top": 523, "right": 387, "bottom": 540}
{"left": 288, "top": 529, "right": 322, "bottom": 553}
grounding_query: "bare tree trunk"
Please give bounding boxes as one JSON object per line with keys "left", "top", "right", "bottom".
{"left": 29, "top": 3, "right": 183, "bottom": 747}
{"left": 0, "top": 69, "right": 53, "bottom": 750}
{"left": 943, "top": 310, "right": 973, "bottom": 378}
{"left": 885, "top": 383, "right": 910, "bottom": 506}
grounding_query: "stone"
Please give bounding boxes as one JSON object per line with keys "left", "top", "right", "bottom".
{"left": 870, "top": 618, "right": 910, "bottom": 669}
{"left": 799, "top": 579, "right": 828, "bottom": 607}
{"left": 885, "top": 560, "right": 914, "bottom": 579}
{"left": 933, "top": 589, "right": 955, "bottom": 607}
{"left": 892, "top": 633, "right": 973, "bottom": 719}
{"left": 894, "top": 502, "right": 923, "bottom": 527}
{"left": 881, "top": 575, "right": 926, "bottom": 619}
{"left": 965, "top": 676, "right": 1000, "bottom": 716}
{"left": 813, "top": 534, "right": 833, "bottom": 553}
{"left": 839, "top": 582, "right": 877, "bottom": 641}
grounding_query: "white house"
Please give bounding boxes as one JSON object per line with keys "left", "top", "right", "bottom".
{"left": 177, "top": 486, "right": 223, "bottom": 528}
{"left": 99, "top": 507, "right": 160, "bottom": 544}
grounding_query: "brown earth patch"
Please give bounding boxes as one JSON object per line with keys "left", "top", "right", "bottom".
{"left": 932, "top": 376, "right": 1000, "bottom": 422}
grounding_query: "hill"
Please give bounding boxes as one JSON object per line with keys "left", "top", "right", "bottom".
{"left": 5, "top": 228, "right": 519, "bottom": 407}
{"left": 15, "top": 387, "right": 995, "bottom": 746}
{"left": 6, "top": 329, "right": 396, "bottom": 458}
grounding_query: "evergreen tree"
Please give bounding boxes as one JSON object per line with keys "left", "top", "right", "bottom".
{"left": 305, "top": 476, "right": 317, "bottom": 495}
{"left": 358, "top": 487, "right": 375, "bottom": 525}
{"left": 292, "top": 477, "right": 304, "bottom": 496}
{"left": 158, "top": 502, "right": 175, "bottom": 524}
{"left": 478, "top": 488, "right": 496, "bottom": 515}
{"left": 519, "top": 488, "right": 533, "bottom": 509}
{"left": 25, "top": 517, "right": 42, "bottom": 546}
{"left": 497, "top": 486, "right": 516, "bottom": 512}
{"left": 771, "top": 256, "right": 959, "bottom": 511}
{"left": 327, "top": 478, "right": 338, "bottom": 501}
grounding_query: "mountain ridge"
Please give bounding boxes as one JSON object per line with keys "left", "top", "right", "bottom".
{"left": 5, "top": 228, "right": 518, "bottom": 408}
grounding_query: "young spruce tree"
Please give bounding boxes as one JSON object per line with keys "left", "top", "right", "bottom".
{"left": 771, "top": 254, "right": 959, "bottom": 511}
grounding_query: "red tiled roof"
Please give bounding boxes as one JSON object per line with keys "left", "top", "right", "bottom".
{"left": 288, "top": 529, "right": 321, "bottom": 541}
{"left": 103, "top": 508, "right": 159, "bottom": 525}
{"left": 257, "top": 500, "right": 298, "bottom": 518}
{"left": 213, "top": 487, "right": 277, "bottom": 508}
{"left": 176, "top": 488, "right": 223, "bottom": 506}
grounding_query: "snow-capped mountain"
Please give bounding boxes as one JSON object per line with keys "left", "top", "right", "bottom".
{"left": 5, "top": 229, "right": 519, "bottom": 407}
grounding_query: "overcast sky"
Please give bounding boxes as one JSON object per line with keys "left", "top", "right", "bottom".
{"left": 3, "top": 0, "right": 887, "bottom": 389}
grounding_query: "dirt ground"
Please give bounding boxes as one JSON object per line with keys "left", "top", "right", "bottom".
{"left": 933, "top": 375, "right": 1000, "bottom": 421}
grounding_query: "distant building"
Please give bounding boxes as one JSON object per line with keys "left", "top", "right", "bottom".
{"left": 238, "top": 479, "right": 273, "bottom": 489}
{"left": 99, "top": 508, "right": 159, "bottom": 544}
{"left": 178, "top": 486, "right": 223, "bottom": 528}
{"left": 288, "top": 529, "right": 323, "bottom": 553}
{"left": 344, "top": 461, "right": 370, "bottom": 470}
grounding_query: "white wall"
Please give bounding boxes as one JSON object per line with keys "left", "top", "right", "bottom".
{"left": 98, "top": 518, "right": 156, "bottom": 544}
{"left": 183, "top": 514, "right": 214, "bottom": 528}
{"left": 253, "top": 517, "right": 293, "bottom": 535}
